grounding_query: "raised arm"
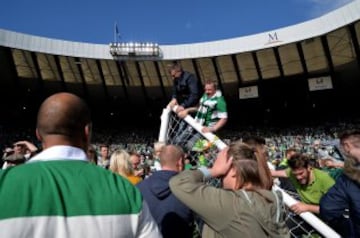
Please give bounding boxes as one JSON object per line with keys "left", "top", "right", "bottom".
{"left": 169, "top": 170, "right": 234, "bottom": 232}
{"left": 202, "top": 118, "right": 227, "bottom": 133}
{"left": 271, "top": 169, "right": 288, "bottom": 178}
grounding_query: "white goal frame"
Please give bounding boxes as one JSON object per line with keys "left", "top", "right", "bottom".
{"left": 159, "top": 107, "right": 340, "bottom": 238}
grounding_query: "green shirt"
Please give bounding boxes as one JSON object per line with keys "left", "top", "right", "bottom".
{"left": 322, "top": 167, "right": 343, "bottom": 180}
{"left": 286, "top": 168, "right": 335, "bottom": 205}
{"left": 279, "top": 158, "right": 288, "bottom": 168}
{"left": 195, "top": 90, "right": 227, "bottom": 127}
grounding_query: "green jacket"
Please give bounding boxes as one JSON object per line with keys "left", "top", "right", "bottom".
{"left": 170, "top": 170, "right": 289, "bottom": 238}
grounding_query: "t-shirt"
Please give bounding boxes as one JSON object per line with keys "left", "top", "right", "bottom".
{"left": 286, "top": 168, "right": 335, "bottom": 204}
{"left": 0, "top": 160, "right": 158, "bottom": 237}
{"left": 126, "top": 174, "right": 142, "bottom": 185}
{"left": 195, "top": 90, "right": 227, "bottom": 127}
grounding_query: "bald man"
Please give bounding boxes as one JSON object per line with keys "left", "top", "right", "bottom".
{"left": 137, "top": 145, "right": 194, "bottom": 238}
{"left": 0, "top": 93, "right": 161, "bottom": 238}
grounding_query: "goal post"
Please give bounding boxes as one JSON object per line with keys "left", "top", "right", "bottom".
{"left": 159, "top": 107, "right": 340, "bottom": 238}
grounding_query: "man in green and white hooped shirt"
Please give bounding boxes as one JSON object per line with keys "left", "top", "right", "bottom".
{"left": 178, "top": 79, "right": 228, "bottom": 151}
{"left": 0, "top": 93, "right": 161, "bottom": 238}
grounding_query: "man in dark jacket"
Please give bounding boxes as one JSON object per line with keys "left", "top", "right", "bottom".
{"left": 137, "top": 145, "right": 194, "bottom": 238}
{"left": 166, "top": 62, "right": 203, "bottom": 149}
{"left": 167, "top": 61, "right": 203, "bottom": 113}
{"left": 320, "top": 129, "right": 360, "bottom": 237}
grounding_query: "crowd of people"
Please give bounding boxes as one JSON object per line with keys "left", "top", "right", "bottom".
{"left": 2, "top": 110, "right": 360, "bottom": 237}
{"left": 0, "top": 62, "right": 359, "bottom": 237}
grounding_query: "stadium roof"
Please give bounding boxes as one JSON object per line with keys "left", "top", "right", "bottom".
{"left": 0, "top": 0, "right": 360, "bottom": 126}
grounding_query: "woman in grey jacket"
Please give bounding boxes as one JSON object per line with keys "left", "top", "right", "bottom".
{"left": 170, "top": 141, "right": 289, "bottom": 238}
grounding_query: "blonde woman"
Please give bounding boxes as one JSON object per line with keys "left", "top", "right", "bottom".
{"left": 109, "top": 150, "right": 142, "bottom": 185}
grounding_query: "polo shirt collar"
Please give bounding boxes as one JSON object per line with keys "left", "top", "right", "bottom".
{"left": 27, "top": 145, "right": 88, "bottom": 163}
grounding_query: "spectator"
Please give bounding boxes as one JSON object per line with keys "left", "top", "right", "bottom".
{"left": 13, "top": 140, "right": 38, "bottom": 159}
{"left": 170, "top": 141, "right": 289, "bottom": 237}
{"left": 278, "top": 147, "right": 298, "bottom": 170}
{"left": 1, "top": 147, "right": 14, "bottom": 169}
{"left": 243, "top": 135, "right": 273, "bottom": 190}
{"left": 137, "top": 145, "right": 194, "bottom": 238}
{"left": 167, "top": 61, "right": 203, "bottom": 113}
{"left": 276, "top": 147, "right": 298, "bottom": 193}
{"left": 2, "top": 153, "right": 26, "bottom": 168}
{"left": 178, "top": 79, "right": 228, "bottom": 134}
{"left": 0, "top": 92, "right": 160, "bottom": 237}
{"left": 109, "top": 149, "right": 142, "bottom": 185}
{"left": 271, "top": 153, "right": 335, "bottom": 214}
{"left": 87, "top": 144, "right": 97, "bottom": 164}
{"left": 320, "top": 129, "right": 360, "bottom": 237}
{"left": 129, "top": 151, "right": 145, "bottom": 179}
{"left": 317, "top": 156, "right": 343, "bottom": 180}
{"left": 151, "top": 141, "right": 165, "bottom": 171}
{"left": 177, "top": 79, "right": 228, "bottom": 151}
{"left": 2, "top": 140, "right": 38, "bottom": 169}
{"left": 184, "top": 157, "right": 192, "bottom": 170}
{"left": 312, "top": 139, "right": 329, "bottom": 159}
{"left": 97, "top": 144, "right": 110, "bottom": 169}
{"left": 166, "top": 61, "right": 203, "bottom": 149}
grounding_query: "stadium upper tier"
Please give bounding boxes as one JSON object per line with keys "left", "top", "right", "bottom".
{"left": 0, "top": 0, "right": 360, "bottom": 126}
{"left": 1, "top": 0, "right": 360, "bottom": 59}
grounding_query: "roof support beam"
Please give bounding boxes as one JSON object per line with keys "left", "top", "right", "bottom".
{"left": 191, "top": 59, "right": 201, "bottom": 82}
{"left": 252, "top": 52, "right": 262, "bottom": 81}
{"left": 349, "top": 23, "right": 360, "bottom": 68}
{"left": 295, "top": 42, "right": 312, "bottom": 108}
{"left": 231, "top": 54, "right": 243, "bottom": 87}
{"left": 115, "top": 61, "right": 129, "bottom": 101}
{"left": 251, "top": 51, "right": 264, "bottom": 110}
{"left": 96, "top": 60, "right": 109, "bottom": 99}
{"left": 135, "top": 61, "right": 149, "bottom": 104}
{"left": 74, "top": 57, "right": 89, "bottom": 100}
{"left": 2, "top": 48, "right": 19, "bottom": 87}
{"left": 211, "top": 57, "right": 224, "bottom": 92}
{"left": 30, "top": 52, "right": 44, "bottom": 98}
{"left": 297, "top": 42, "right": 309, "bottom": 75}
{"left": 54, "top": 55, "right": 67, "bottom": 91}
{"left": 154, "top": 61, "right": 167, "bottom": 100}
{"left": 321, "top": 35, "right": 339, "bottom": 93}
{"left": 121, "top": 61, "right": 131, "bottom": 85}
{"left": 273, "top": 47, "right": 284, "bottom": 78}
{"left": 321, "top": 35, "right": 335, "bottom": 73}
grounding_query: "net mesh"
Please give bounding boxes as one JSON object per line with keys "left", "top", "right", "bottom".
{"left": 162, "top": 110, "right": 332, "bottom": 238}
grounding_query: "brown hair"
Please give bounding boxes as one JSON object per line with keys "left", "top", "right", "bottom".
{"left": 285, "top": 147, "right": 298, "bottom": 158}
{"left": 287, "top": 153, "right": 310, "bottom": 170}
{"left": 227, "top": 141, "right": 271, "bottom": 190}
{"left": 241, "top": 136, "right": 273, "bottom": 190}
{"left": 204, "top": 79, "right": 217, "bottom": 89}
{"left": 168, "top": 61, "right": 182, "bottom": 72}
{"left": 339, "top": 129, "right": 360, "bottom": 147}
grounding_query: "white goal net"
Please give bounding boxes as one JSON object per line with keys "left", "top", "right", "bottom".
{"left": 158, "top": 107, "right": 340, "bottom": 238}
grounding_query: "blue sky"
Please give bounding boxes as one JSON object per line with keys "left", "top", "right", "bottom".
{"left": 0, "top": 0, "right": 354, "bottom": 45}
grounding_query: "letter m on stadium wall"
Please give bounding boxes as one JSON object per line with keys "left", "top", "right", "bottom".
{"left": 268, "top": 32, "right": 278, "bottom": 43}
